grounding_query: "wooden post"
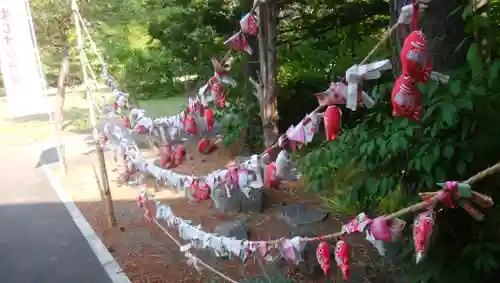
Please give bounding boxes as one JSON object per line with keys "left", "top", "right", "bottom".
{"left": 72, "top": 0, "right": 116, "bottom": 227}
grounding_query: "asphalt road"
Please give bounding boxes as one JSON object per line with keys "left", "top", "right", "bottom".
{"left": 0, "top": 141, "right": 114, "bottom": 283}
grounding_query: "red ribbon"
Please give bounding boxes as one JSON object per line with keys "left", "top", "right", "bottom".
{"left": 412, "top": 0, "right": 419, "bottom": 30}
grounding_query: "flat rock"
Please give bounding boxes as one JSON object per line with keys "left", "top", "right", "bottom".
{"left": 279, "top": 204, "right": 328, "bottom": 227}
{"left": 211, "top": 219, "right": 249, "bottom": 260}
{"left": 213, "top": 219, "right": 248, "bottom": 240}
{"left": 240, "top": 188, "right": 263, "bottom": 213}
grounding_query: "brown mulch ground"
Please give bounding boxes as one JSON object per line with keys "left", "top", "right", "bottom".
{"left": 57, "top": 138, "right": 396, "bottom": 283}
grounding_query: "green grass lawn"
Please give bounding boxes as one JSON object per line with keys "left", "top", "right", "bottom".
{"left": 0, "top": 91, "right": 187, "bottom": 146}
{"left": 138, "top": 95, "right": 187, "bottom": 118}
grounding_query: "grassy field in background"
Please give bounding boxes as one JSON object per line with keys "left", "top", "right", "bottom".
{"left": 137, "top": 96, "right": 187, "bottom": 118}
{"left": 0, "top": 92, "right": 186, "bottom": 146}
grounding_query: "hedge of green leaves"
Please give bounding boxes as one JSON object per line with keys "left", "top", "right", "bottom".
{"left": 297, "top": 39, "right": 500, "bottom": 283}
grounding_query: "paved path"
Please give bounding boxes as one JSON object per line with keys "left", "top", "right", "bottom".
{"left": 0, "top": 140, "right": 119, "bottom": 283}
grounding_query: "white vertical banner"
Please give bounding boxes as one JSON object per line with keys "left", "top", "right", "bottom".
{"left": 0, "top": 0, "right": 46, "bottom": 117}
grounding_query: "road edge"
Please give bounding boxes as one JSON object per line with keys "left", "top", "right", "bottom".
{"left": 42, "top": 165, "right": 131, "bottom": 283}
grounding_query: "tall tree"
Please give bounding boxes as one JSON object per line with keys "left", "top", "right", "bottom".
{"left": 246, "top": 0, "right": 279, "bottom": 147}
{"left": 55, "top": 45, "right": 70, "bottom": 129}
{"left": 31, "top": 0, "right": 73, "bottom": 85}
{"left": 31, "top": 0, "right": 72, "bottom": 128}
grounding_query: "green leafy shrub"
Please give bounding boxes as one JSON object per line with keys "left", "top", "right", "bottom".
{"left": 298, "top": 40, "right": 500, "bottom": 282}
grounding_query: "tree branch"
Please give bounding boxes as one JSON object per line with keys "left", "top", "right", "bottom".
{"left": 249, "top": 77, "right": 263, "bottom": 101}
{"left": 277, "top": 0, "right": 388, "bottom": 39}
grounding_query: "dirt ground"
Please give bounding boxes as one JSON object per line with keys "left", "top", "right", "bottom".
{"left": 57, "top": 137, "right": 397, "bottom": 283}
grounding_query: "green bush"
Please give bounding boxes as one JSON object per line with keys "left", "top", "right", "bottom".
{"left": 297, "top": 42, "right": 500, "bottom": 282}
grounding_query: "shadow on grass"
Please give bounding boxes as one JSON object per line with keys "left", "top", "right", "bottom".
{"left": 4, "top": 107, "right": 95, "bottom": 137}
{"left": 7, "top": 107, "right": 86, "bottom": 124}
{"left": 3, "top": 96, "right": 190, "bottom": 140}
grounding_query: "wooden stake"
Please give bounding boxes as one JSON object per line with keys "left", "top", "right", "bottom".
{"left": 72, "top": 0, "right": 116, "bottom": 227}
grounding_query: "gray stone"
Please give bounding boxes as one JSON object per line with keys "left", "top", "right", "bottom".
{"left": 213, "top": 220, "right": 248, "bottom": 240}
{"left": 279, "top": 204, "right": 328, "bottom": 227}
{"left": 212, "top": 184, "right": 242, "bottom": 213}
{"left": 212, "top": 185, "right": 264, "bottom": 213}
{"left": 240, "top": 188, "right": 264, "bottom": 213}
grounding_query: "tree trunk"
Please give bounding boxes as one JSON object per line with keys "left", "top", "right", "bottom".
{"left": 244, "top": 0, "right": 280, "bottom": 149}
{"left": 55, "top": 45, "right": 70, "bottom": 130}
{"left": 256, "top": 0, "right": 279, "bottom": 148}
{"left": 390, "top": 0, "right": 467, "bottom": 74}
{"left": 262, "top": 0, "right": 279, "bottom": 147}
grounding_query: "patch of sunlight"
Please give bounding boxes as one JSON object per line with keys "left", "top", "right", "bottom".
{"left": 67, "top": 189, "right": 187, "bottom": 203}
{"left": 55, "top": 164, "right": 187, "bottom": 204}
{"left": 127, "top": 22, "right": 153, "bottom": 50}
{"left": 173, "top": 74, "right": 199, "bottom": 82}
{"left": 153, "top": 189, "right": 187, "bottom": 200}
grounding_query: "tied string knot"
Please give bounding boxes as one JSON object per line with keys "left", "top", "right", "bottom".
{"left": 315, "top": 235, "right": 328, "bottom": 242}
{"left": 435, "top": 181, "right": 459, "bottom": 208}
{"left": 421, "top": 181, "right": 493, "bottom": 221}
{"left": 422, "top": 181, "right": 459, "bottom": 210}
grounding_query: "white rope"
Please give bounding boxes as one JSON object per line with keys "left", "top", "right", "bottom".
{"left": 152, "top": 219, "right": 240, "bottom": 283}
{"left": 75, "top": 9, "right": 107, "bottom": 68}
{"left": 75, "top": 11, "right": 109, "bottom": 111}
